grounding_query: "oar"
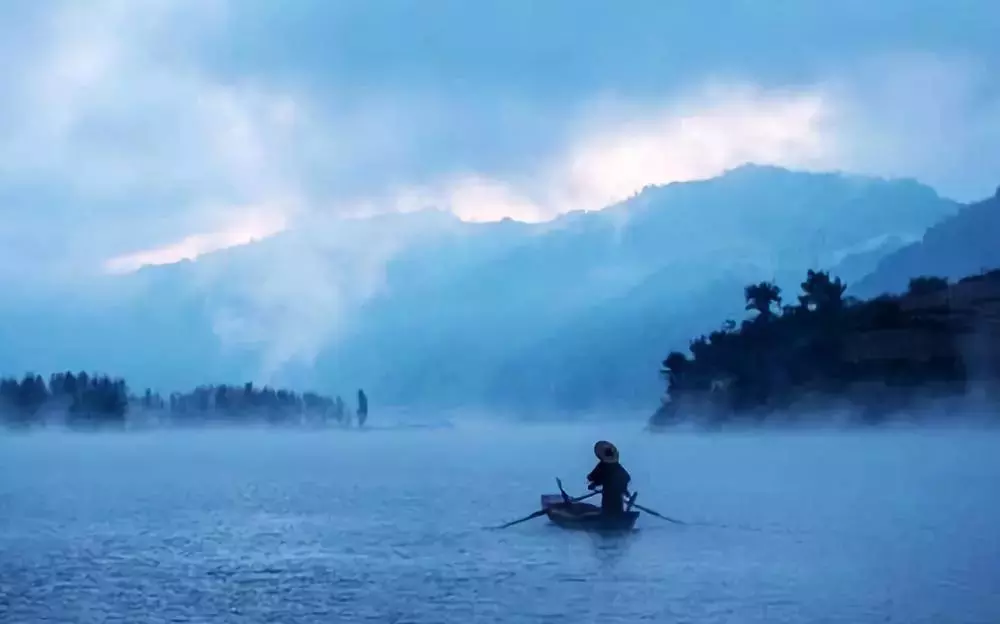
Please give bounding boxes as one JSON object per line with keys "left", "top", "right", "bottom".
{"left": 631, "top": 502, "right": 686, "bottom": 525}
{"left": 555, "top": 477, "right": 573, "bottom": 503}
{"left": 492, "top": 490, "right": 600, "bottom": 529}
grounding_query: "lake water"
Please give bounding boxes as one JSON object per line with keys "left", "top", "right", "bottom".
{"left": 2, "top": 423, "right": 999, "bottom": 623}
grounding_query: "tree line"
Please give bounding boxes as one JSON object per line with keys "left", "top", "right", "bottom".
{"left": 164, "top": 383, "right": 352, "bottom": 425}
{"left": 652, "top": 268, "right": 1000, "bottom": 426}
{"left": 0, "top": 371, "right": 353, "bottom": 429}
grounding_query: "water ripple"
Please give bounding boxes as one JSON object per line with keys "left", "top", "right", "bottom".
{"left": 2, "top": 426, "right": 999, "bottom": 623}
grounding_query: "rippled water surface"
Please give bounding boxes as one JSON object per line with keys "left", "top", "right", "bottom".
{"left": 2, "top": 423, "right": 999, "bottom": 623}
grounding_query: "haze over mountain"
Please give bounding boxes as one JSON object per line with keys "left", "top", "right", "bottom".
{"left": 0, "top": 166, "right": 960, "bottom": 409}
{"left": 853, "top": 188, "right": 1000, "bottom": 297}
{"left": 312, "top": 165, "right": 959, "bottom": 409}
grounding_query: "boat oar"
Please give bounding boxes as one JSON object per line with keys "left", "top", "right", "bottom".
{"left": 631, "top": 502, "right": 686, "bottom": 525}
{"left": 492, "top": 490, "right": 600, "bottom": 530}
{"left": 555, "top": 477, "right": 573, "bottom": 503}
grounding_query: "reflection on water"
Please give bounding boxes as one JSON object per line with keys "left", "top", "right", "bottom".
{"left": 2, "top": 423, "right": 999, "bottom": 623}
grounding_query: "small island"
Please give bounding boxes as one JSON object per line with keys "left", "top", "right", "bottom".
{"left": 651, "top": 268, "right": 1000, "bottom": 427}
{"left": 0, "top": 374, "right": 356, "bottom": 430}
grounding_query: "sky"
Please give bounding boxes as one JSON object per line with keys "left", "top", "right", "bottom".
{"left": 1, "top": 0, "right": 999, "bottom": 287}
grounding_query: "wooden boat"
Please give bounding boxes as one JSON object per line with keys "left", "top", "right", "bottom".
{"left": 540, "top": 494, "right": 639, "bottom": 532}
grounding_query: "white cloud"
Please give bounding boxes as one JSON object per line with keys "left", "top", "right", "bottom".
{"left": 103, "top": 204, "right": 291, "bottom": 274}
{"left": 552, "top": 84, "right": 834, "bottom": 211}
{"left": 374, "top": 84, "right": 836, "bottom": 224}
{"left": 360, "top": 55, "right": 1000, "bottom": 225}
{"left": 0, "top": 0, "right": 310, "bottom": 280}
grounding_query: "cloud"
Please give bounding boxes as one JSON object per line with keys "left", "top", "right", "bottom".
{"left": 815, "top": 52, "right": 1000, "bottom": 200}
{"left": 94, "top": 81, "right": 835, "bottom": 277}
{"left": 103, "top": 204, "right": 290, "bottom": 274}
{"left": 4, "top": 1, "right": 998, "bottom": 282}
{"left": 558, "top": 85, "right": 832, "bottom": 206}
{"left": 371, "top": 84, "right": 835, "bottom": 223}
{"left": 0, "top": 0, "right": 316, "bottom": 283}
{"left": 202, "top": 227, "right": 403, "bottom": 381}
{"left": 361, "top": 55, "right": 1000, "bottom": 225}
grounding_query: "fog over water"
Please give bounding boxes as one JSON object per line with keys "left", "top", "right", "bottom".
{"left": 2, "top": 422, "right": 999, "bottom": 623}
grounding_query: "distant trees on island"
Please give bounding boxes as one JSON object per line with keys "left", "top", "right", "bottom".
{"left": 1, "top": 372, "right": 357, "bottom": 430}
{"left": 652, "top": 268, "right": 1000, "bottom": 427}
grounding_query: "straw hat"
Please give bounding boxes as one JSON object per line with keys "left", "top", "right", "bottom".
{"left": 594, "top": 440, "right": 619, "bottom": 463}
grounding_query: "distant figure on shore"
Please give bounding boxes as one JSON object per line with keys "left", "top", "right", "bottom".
{"left": 586, "top": 440, "right": 631, "bottom": 516}
{"left": 356, "top": 389, "right": 368, "bottom": 427}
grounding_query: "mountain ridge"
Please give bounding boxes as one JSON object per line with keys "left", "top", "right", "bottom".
{"left": 852, "top": 189, "right": 1000, "bottom": 297}
{"left": 0, "top": 165, "right": 962, "bottom": 411}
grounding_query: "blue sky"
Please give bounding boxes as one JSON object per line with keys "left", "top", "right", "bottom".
{"left": 1, "top": 0, "right": 999, "bottom": 287}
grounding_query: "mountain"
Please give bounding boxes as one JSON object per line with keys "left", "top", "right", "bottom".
{"left": 313, "top": 165, "right": 957, "bottom": 409}
{"left": 0, "top": 165, "right": 959, "bottom": 411}
{"left": 853, "top": 187, "right": 1000, "bottom": 297}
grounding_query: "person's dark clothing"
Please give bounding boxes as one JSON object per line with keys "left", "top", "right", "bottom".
{"left": 586, "top": 462, "right": 631, "bottom": 515}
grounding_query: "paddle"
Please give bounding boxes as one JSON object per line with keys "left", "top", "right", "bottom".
{"left": 555, "top": 477, "right": 574, "bottom": 503}
{"left": 492, "top": 489, "right": 600, "bottom": 530}
{"left": 631, "top": 502, "right": 686, "bottom": 525}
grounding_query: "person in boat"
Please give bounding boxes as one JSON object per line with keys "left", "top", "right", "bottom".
{"left": 586, "top": 440, "right": 631, "bottom": 515}
{"left": 356, "top": 388, "right": 368, "bottom": 427}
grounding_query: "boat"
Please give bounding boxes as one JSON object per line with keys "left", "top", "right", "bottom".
{"left": 539, "top": 493, "right": 640, "bottom": 532}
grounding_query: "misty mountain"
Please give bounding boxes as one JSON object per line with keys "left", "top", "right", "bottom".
{"left": 852, "top": 188, "right": 1000, "bottom": 298}
{"left": 0, "top": 165, "right": 958, "bottom": 411}
{"left": 314, "top": 165, "right": 956, "bottom": 409}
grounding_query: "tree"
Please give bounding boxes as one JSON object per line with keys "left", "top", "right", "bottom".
{"left": 63, "top": 372, "right": 78, "bottom": 398}
{"left": 907, "top": 276, "right": 949, "bottom": 297}
{"left": 17, "top": 373, "right": 49, "bottom": 415}
{"left": 744, "top": 281, "right": 782, "bottom": 321}
{"left": 661, "top": 351, "right": 690, "bottom": 383}
{"left": 215, "top": 385, "right": 229, "bottom": 411}
{"left": 652, "top": 267, "right": 1000, "bottom": 429}
{"left": 1, "top": 367, "right": 340, "bottom": 430}
{"left": 799, "top": 269, "right": 848, "bottom": 312}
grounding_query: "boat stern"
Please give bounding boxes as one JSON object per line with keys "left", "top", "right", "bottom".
{"left": 540, "top": 494, "right": 564, "bottom": 510}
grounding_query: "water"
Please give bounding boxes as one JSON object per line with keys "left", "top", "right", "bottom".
{"left": 2, "top": 423, "right": 999, "bottom": 623}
